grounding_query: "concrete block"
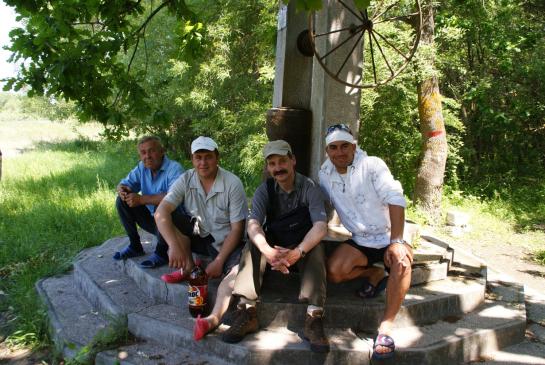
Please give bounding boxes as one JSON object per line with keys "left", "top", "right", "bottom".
{"left": 446, "top": 211, "right": 470, "bottom": 227}
{"left": 36, "top": 274, "right": 110, "bottom": 359}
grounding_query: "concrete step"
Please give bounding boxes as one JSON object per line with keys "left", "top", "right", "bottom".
{"left": 74, "top": 244, "right": 156, "bottom": 317}
{"left": 36, "top": 273, "right": 112, "bottom": 359}
{"left": 95, "top": 340, "right": 230, "bottom": 365}
{"left": 128, "top": 305, "right": 370, "bottom": 365}
{"left": 102, "top": 234, "right": 453, "bottom": 311}
{"left": 129, "top": 298, "right": 525, "bottom": 365}
{"left": 362, "top": 300, "right": 526, "bottom": 365}
{"left": 76, "top": 237, "right": 485, "bottom": 332}
{"left": 258, "top": 275, "right": 485, "bottom": 331}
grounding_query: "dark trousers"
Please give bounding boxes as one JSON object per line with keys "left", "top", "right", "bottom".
{"left": 115, "top": 196, "right": 168, "bottom": 259}
{"left": 232, "top": 241, "right": 327, "bottom": 307}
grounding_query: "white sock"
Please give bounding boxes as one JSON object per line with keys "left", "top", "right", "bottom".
{"left": 307, "top": 305, "right": 323, "bottom": 316}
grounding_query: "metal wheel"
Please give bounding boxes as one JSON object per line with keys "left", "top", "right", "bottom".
{"left": 309, "top": 0, "right": 422, "bottom": 88}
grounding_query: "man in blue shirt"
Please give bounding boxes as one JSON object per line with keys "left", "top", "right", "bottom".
{"left": 113, "top": 135, "right": 184, "bottom": 268}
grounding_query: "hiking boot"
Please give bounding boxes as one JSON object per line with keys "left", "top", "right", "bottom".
{"left": 221, "top": 306, "right": 258, "bottom": 343}
{"left": 303, "top": 310, "right": 330, "bottom": 353}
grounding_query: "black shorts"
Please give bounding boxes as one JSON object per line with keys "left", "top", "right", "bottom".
{"left": 344, "top": 239, "right": 388, "bottom": 266}
{"left": 172, "top": 210, "right": 243, "bottom": 275}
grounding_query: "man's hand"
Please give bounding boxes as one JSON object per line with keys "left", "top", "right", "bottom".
{"left": 124, "top": 193, "right": 143, "bottom": 207}
{"left": 274, "top": 246, "right": 301, "bottom": 267}
{"left": 205, "top": 258, "right": 224, "bottom": 279}
{"left": 261, "top": 246, "right": 290, "bottom": 274}
{"left": 117, "top": 185, "right": 131, "bottom": 201}
{"left": 384, "top": 242, "right": 413, "bottom": 270}
{"left": 168, "top": 244, "right": 187, "bottom": 269}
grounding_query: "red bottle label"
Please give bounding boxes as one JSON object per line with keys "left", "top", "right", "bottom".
{"left": 188, "top": 284, "right": 207, "bottom": 307}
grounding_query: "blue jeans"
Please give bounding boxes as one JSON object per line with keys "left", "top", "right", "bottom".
{"left": 115, "top": 196, "right": 168, "bottom": 259}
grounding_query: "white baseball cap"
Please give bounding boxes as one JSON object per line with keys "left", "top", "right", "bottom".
{"left": 191, "top": 136, "right": 218, "bottom": 154}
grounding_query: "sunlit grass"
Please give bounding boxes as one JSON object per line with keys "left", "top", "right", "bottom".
{"left": 0, "top": 137, "right": 135, "bottom": 348}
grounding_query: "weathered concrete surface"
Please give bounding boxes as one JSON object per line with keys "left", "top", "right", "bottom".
{"left": 36, "top": 274, "right": 110, "bottom": 359}
{"left": 96, "top": 341, "right": 231, "bottom": 365}
{"left": 37, "top": 232, "right": 535, "bottom": 364}
{"left": 129, "top": 304, "right": 370, "bottom": 365}
{"left": 74, "top": 250, "right": 155, "bottom": 317}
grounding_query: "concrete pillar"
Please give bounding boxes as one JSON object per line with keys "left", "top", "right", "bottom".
{"left": 309, "top": 0, "right": 362, "bottom": 179}
{"left": 272, "top": 2, "right": 313, "bottom": 109}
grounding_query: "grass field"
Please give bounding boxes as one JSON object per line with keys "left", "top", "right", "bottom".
{"left": 1, "top": 118, "right": 544, "bottom": 353}
{"left": 0, "top": 120, "right": 136, "bottom": 349}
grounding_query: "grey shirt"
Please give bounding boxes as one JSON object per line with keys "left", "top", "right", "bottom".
{"left": 249, "top": 172, "right": 327, "bottom": 225}
{"left": 164, "top": 167, "right": 248, "bottom": 252}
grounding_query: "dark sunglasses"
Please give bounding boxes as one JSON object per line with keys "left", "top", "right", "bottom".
{"left": 326, "top": 123, "right": 353, "bottom": 136}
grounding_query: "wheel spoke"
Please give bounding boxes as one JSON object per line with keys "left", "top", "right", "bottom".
{"left": 370, "top": 31, "right": 394, "bottom": 76}
{"left": 368, "top": 30, "right": 377, "bottom": 84}
{"left": 372, "top": 29, "right": 410, "bottom": 60}
{"left": 336, "top": 28, "right": 366, "bottom": 78}
{"left": 371, "top": 0, "right": 386, "bottom": 20}
{"left": 319, "top": 26, "right": 365, "bottom": 62}
{"left": 339, "top": 0, "right": 365, "bottom": 22}
{"left": 372, "top": 0, "right": 401, "bottom": 22}
{"left": 374, "top": 12, "right": 420, "bottom": 25}
{"left": 314, "top": 25, "right": 360, "bottom": 38}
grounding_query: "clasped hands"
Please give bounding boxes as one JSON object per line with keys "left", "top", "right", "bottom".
{"left": 264, "top": 245, "right": 301, "bottom": 275}
{"left": 118, "top": 185, "right": 142, "bottom": 207}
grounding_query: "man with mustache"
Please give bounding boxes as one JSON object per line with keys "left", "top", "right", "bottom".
{"left": 221, "top": 140, "right": 330, "bottom": 353}
{"left": 113, "top": 135, "right": 184, "bottom": 268}
{"left": 319, "top": 124, "right": 412, "bottom": 360}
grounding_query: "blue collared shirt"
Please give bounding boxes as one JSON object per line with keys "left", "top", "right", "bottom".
{"left": 120, "top": 156, "right": 184, "bottom": 214}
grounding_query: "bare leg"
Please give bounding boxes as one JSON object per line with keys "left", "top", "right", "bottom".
{"left": 327, "top": 243, "right": 385, "bottom": 284}
{"left": 194, "top": 265, "right": 239, "bottom": 340}
{"left": 376, "top": 243, "right": 412, "bottom": 354}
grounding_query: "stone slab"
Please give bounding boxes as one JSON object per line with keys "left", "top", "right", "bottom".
{"left": 96, "top": 340, "right": 231, "bottom": 365}
{"left": 36, "top": 274, "right": 110, "bottom": 359}
{"left": 359, "top": 300, "right": 527, "bottom": 365}
{"left": 128, "top": 304, "right": 370, "bottom": 365}
{"left": 74, "top": 251, "right": 156, "bottom": 317}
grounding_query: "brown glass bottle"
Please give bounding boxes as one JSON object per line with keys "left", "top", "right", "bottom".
{"left": 188, "top": 261, "right": 208, "bottom": 318}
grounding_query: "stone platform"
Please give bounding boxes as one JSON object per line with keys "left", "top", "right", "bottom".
{"left": 36, "top": 232, "right": 526, "bottom": 364}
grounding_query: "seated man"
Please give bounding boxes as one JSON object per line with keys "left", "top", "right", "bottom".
{"left": 222, "top": 140, "right": 330, "bottom": 353}
{"left": 318, "top": 124, "right": 413, "bottom": 360}
{"left": 113, "top": 135, "right": 184, "bottom": 268}
{"left": 154, "top": 136, "right": 247, "bottom": 334}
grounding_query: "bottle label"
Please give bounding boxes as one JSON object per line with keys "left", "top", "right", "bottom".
{"left": 188, "top": 284, "right": 207, "bottom": 307}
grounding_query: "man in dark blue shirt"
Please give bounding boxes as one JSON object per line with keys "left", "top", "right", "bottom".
{"left": 113, "top": 136, "right": 184, "bottom": 268}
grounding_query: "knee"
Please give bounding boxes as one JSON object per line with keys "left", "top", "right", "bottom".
{"left": 115, "top": 196, "right": 126, "bottom": 211}
{"left": 389, "top": 257, "right": 412, "bottom": 278}
{"left": 326, "top": 261, "right": 344, "bottom": 283}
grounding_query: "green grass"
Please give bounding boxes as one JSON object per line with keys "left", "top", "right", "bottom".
{"left": 421, "top": 185, "right": 545, "bottom": 262}
{"left": 0, "top": 137, "right": 136, "bottom": 348}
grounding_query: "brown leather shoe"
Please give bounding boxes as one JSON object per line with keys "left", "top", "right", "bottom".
{"left": 221, "top": 306, "right": 258, "bottom": 343}
{"left": 303, "top": 310, "right": 330, "bottom": 353}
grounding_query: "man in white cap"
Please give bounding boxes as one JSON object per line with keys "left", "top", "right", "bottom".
{"left": 221, "top": 140, "right": 330, "bottom": 353}
{"left": 155, "top": 136, "right": 247, "bottom": 334}
{"left": 319, "top": 124, "right": 412, "bottom": 360}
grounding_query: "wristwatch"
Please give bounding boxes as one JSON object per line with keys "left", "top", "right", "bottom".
{"left": 297, "top": 245, "right": 306, "bottom": 258}
{"left": 390, "top": 238, "right": 406, "bottom": 245}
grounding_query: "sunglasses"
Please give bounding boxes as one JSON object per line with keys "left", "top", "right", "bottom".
{"left": 326, "top": 123, "right": 353, "bottom": 136}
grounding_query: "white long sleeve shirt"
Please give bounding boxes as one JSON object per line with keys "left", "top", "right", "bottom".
{"left": 319, "top": 148, "right": 406, "bottom": 249}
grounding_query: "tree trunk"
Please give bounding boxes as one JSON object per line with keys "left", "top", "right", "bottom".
{"left": 413, "top": 2, "right": 448, "bottom": 224}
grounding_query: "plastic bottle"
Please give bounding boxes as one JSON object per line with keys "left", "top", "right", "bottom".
{"left": 188, "top": 260, "right": 208, "bottom": 318}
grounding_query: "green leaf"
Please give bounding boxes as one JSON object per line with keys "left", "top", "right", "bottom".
{"left": 353, "top": 0, "right": 371, "bottom": 9}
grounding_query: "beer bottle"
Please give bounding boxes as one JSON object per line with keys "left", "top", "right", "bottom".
{"left": 188, "top": 260, "right": 208, "bottom": 318}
